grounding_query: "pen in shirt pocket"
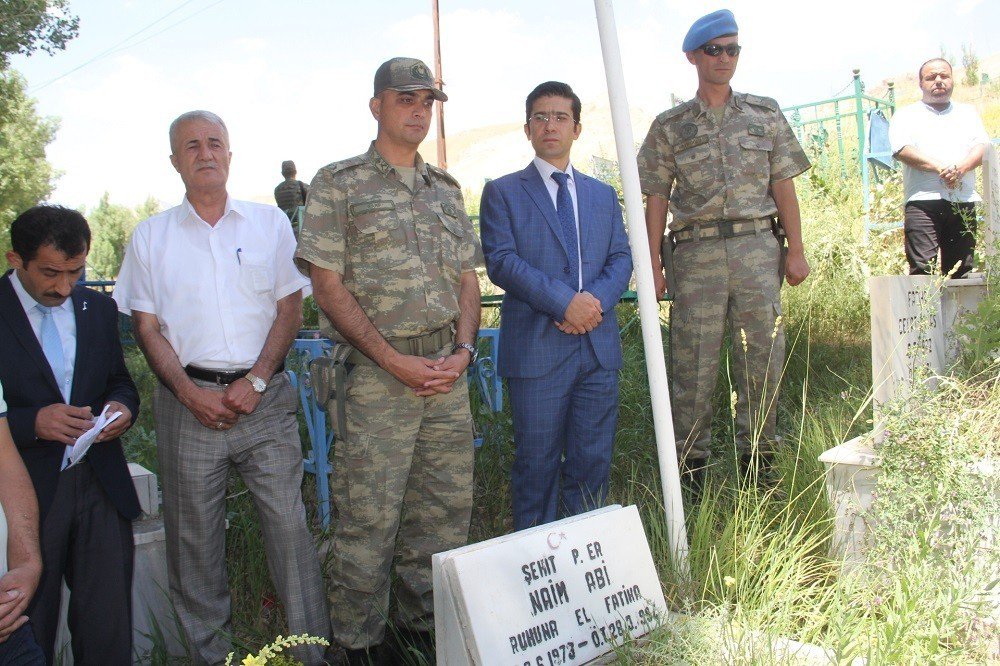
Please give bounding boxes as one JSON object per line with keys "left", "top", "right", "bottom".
{"left": 236, "top": 248, "right": 242, "bottom": 265}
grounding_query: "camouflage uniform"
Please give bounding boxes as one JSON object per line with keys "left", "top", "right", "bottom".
{"left": 274, "top": 178, "right": 308, "bottom": 222}
{"left": 637, "top": 92, "right": 810, "bottom": 462}
{"left": 295, "top": 142, "right": 483, "bottom": 649}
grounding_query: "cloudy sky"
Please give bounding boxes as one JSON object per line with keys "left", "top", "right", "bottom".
{"left": 10, "top": 0, "right": 997, "bottom": 210}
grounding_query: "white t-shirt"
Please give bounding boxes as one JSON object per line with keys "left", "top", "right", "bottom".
{"left": 113, "top": 197, "right": 311, "bottom": 370}
{"left": 889, "top": 101, "right": 989, "bottom": 203}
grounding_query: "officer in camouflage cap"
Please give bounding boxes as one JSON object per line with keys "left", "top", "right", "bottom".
{"left": 637, "top": 10, "right": 811, "bottom": 489}
{"left": 295, "top": 56, "right": 482, "bottom": 663}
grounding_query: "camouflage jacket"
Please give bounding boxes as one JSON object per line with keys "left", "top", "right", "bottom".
{"left": 295, "top": 142, "right": 484, "bottom": 340}
{"left": 637, "top": 91, "right": 810, "bottom": 231}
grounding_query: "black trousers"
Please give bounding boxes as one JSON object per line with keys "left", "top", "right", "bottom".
{"left": 27, "top": 462, "right": 134, "bottom": 665}
{"left": 903, "top": 200, "right": 977, "bottom": 278}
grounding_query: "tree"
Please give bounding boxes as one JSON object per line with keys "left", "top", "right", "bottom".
{"left": 0, "top": 0, "right": 79, "bottom": 67}
{"left": 961, "top": 43, "right": 980, "bottom": 88}
{"left": 86, "top": 194, "right": 160, "bottom": 279}
{"left": 0, "top": 68, "right": 58, "bottom": 264}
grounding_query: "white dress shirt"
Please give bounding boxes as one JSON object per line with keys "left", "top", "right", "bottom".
{"left": 889, "top": 101, "right": 989, "bottom": 203}
{"left": 10, "top": 270, "right": 76, "bottom": 401}
{"left": 113, "top": 197, "right": 310, "bottom": 370}
{"left": 532, "top": 156, "right": 583, "bottom": 291}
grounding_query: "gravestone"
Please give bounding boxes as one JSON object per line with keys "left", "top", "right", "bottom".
{"left": 983, "top": 143, "right": 999, "bottom": 253}
{"left": 434, "top": 505, "right": 667, "bottom": 666}
{"left": 869, "top": 274, "right": 986, "bottom": 417}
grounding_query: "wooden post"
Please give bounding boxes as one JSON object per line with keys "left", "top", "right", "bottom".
{"left": 432, "top": 0, "right": 447, "bottom": 169}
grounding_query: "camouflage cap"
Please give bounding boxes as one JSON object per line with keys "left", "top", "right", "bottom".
{"left": 373, "top": 57, "right": 448, "bottom": 101}
{"left": 281, "top": 160, "right": 296, "bottom": 174}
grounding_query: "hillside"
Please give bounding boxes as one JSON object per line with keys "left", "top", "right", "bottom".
{"left": 419, "top": 99, "right": 656, "bottom": 193}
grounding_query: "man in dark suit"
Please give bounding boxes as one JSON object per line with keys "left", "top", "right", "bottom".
{"left": 480, "top": 81, "right": 633, "bottom": 531}
{"left": 0, "top": 205, "right": 140, "bottom": 664}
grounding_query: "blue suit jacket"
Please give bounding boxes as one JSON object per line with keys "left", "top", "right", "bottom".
{"left": 0, "top": 272, "right": 141, "bottom": 521}
{"left": 480, "top": 162, "right": 633, "bottom": 378}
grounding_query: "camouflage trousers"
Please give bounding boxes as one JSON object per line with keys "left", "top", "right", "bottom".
{"left": 325, "top": 347, "right": 474, "bottom": 649}
{"left": 669, "top": 231, "right": 784, "bottom": 462}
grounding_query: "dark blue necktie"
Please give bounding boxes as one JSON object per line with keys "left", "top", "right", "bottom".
{"left": 550, "top": 171, "right": 579, "bottom": 287}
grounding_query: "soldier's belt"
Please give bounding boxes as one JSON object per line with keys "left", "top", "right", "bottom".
{"left": 346, "top": 325, "right": 455, "bottom": 366}
{"left": 673, "top": 218, "right": 773, "bottom": 244}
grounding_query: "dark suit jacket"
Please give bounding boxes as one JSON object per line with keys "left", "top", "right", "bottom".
{"left": 480, "top": 162, "right": 633, "bottom": 378}
{"left": 0, "top": 272, "right": 141, "bottom": 521}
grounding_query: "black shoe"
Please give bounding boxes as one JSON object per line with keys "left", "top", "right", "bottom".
{"left": 681, "top": 461, "right": 707, "bottom": 499}
{"left": 342, "top": 645, "right": 382, "bottom": 666}
{"left": 739, "top": 451, "right": 774, "bottom": 486}
{"left": 385, "top": 626, "right": 435, "bottom": 665}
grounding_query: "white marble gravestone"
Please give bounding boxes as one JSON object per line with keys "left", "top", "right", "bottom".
{"left": 433, "top": 505, "right": 667, "bottom": 666}
{"left": 870, "top": 274, "right": 986, "bottom": 416}
{"left": 983, "top": 143, "right": 999, "bottom": 253}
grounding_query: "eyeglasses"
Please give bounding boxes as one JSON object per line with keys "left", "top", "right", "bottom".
{"left": 700, "top": 43, "right": 741, "bottom": 57}
{"left": 529, "top": 112, "right": 575, "bottom": 125}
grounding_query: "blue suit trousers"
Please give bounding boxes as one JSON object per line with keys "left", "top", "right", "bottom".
{"left": 507, "top": 338, "right": 619, "bottom": 531}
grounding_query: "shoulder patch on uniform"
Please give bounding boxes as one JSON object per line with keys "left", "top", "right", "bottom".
{"left": 427, "top": 164, "right": 461, "bottom": 189}
{"left": 744, "top": 94, "right": 778, "bottom": 111}
{"left": 324, "top": 154, "right": 368, "bottom": 175}
{"left": 656, "top": 102, "right": 690, "bottom": 124}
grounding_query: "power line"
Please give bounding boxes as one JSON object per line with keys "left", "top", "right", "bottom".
{"left": 27, "top": 0, "right": 227, "bottom": 94}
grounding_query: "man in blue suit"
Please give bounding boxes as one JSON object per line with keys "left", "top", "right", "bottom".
{"left": 480, "top": 81, "right": 633, "bottom": 531}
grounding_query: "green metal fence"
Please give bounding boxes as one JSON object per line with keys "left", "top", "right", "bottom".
{"left": 782, "top": 69, "right": 895, "bottom": 178}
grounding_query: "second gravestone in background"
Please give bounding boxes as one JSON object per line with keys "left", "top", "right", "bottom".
{"left": 433, "top": 505, "right": 667, "bottom": 665}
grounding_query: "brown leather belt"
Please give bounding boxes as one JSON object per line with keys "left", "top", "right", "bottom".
{"left": 184, "top": 363, "right": 284, "bottom": 385}
{"left": 345, "top": 326, "right": 454, "bottom": 366}
{"left": 673, "top": 218, "right": 773, "bottom": 244}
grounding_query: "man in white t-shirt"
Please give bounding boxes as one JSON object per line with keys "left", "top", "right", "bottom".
{"left": 889, "top": 58, "right": 990, "bottom": 277}
{"left": 0, "top": 381, "right": 44, "bottom": 664}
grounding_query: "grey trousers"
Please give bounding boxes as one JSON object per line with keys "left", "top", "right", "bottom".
{"left": 153, "top": 373, "right": 330, "bottom": 665}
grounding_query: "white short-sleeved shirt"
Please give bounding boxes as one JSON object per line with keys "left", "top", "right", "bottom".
{"left": 889, "top": 101, "right": 989, "bottom": 203}
{"left": 113, "top": 197, "right": 311, "bottom": 370}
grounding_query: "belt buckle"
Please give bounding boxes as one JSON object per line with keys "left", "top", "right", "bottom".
{"left": 717, "top": 220, "right": 736, "bottom": 239}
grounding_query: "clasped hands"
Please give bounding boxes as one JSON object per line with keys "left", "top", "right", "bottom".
{"left": 182, "top": 377, "right": 261, "bottom": 431}
{"left": 555, "top": 291, "right": 603, "bottom": 335}
{"left": 390, "top": 350, "right": 471, "bottom": 397}
{"left": 939, "top": 163, "right": 965, "bottom": 189}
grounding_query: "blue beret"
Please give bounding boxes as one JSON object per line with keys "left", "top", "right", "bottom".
{"left": 682, "top": 9, "right": 738, "bottom": 52}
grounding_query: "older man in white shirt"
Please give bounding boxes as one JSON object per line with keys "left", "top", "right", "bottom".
{"left": 114, "top": 110, "right": 330, "bottom": 665}
{"left": 889, "top": 58, "right": 990, "bottom": 277}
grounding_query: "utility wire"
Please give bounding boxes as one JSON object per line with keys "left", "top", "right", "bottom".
{"left": 28, "top": 0, "right": 227, "bottom": 94}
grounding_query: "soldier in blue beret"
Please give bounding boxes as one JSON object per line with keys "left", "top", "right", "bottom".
{"left": 638, "top": 9, "right": 812, "bottom": 491}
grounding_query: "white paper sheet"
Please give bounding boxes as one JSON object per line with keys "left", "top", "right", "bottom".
{"left": 64, "top": 404, "right": 122, "bottom": 470}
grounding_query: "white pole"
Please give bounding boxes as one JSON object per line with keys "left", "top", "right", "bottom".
{"left": 593, "top": 0, "right": 689, "bottom": 574}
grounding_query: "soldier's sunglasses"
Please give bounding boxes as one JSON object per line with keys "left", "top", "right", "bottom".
{"left": 700, "top": 44, "right": 741, "bottom": 57}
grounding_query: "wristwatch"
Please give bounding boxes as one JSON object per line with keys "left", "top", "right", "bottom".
{"left": 454, "top": 342, "right": 478, "bottom": 364}
{"left": 244, "top": 372, "right": 267, "bottom": 394}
